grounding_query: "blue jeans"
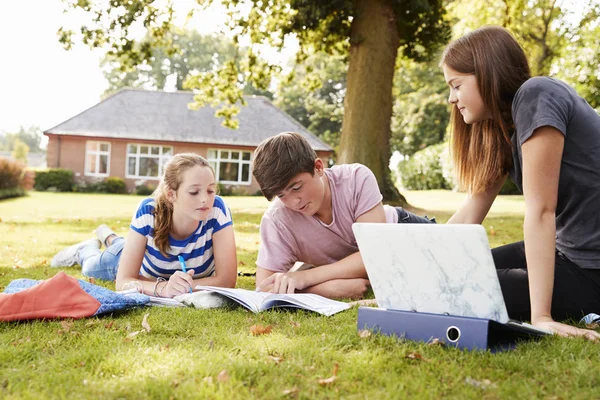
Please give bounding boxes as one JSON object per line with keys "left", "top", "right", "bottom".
{"left": 79, "top": 237, "right": 125, "bottom": 281}
{"left": 395, "top": 207, "right": 436, "bottom": 224}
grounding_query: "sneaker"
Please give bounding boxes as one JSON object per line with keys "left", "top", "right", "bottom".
{"left": 50, "top": 238, "right": 101, "bottom": 267}
{"left": 95, "top": 224, "right": 116, "bottom": 247}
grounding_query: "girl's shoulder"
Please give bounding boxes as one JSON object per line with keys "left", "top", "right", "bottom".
{"left": 135, "top": 197, "right": 156, "bottom": 215}
{"left": 515, "top": 77, "right": 574, "bottom": 101}
{"left": 213, "top": 195, "right": 228, "bottom": 211}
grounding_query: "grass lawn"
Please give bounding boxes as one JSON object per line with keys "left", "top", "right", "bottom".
{"left": 1, "top": 191, "right": 599, "bottom": 399}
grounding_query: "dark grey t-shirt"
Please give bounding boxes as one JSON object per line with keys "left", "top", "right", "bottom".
{"left": 510, "top": 77, "right": 600, "bottom": 269}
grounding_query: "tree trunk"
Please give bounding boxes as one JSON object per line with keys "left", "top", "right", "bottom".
{"left": 338, "top": 0, "right": 405, "bottom": 203}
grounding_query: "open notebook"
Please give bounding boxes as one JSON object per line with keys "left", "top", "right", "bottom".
{"left": 193, "top": 286, "right": 350, "bottom": 316}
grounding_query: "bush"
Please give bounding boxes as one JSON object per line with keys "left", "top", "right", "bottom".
{"left": 0, "top": 187, "right": 25, "bottom": 200}
{"left": 104, "top": 177, "right": 127, "bottom": 194}
{"left": 0, "top": 158, "right": 24, "bottom": 190}
{"left": 398, "top": 143, "right": 452, "bottom": 190}
{"left": 499, "top": 176, "right": 521, "bottom": 195}
{"left": 135, "top": 181, "right": 155, "bottom": 196}
{"left": 398, "top": 142, "right": 523, "bottom": 195}
{"left": 34, "top": 169, "right": 74, "bottom": 192}
{"left": 217, "top": 183, "right": 234, "bottom": 196}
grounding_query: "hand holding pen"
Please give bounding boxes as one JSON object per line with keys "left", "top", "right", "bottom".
{"left": 178, "top": 255, "right": 194, "bottom": 294}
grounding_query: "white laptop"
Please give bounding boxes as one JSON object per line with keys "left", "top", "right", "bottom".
{"left": 352, "top": 223, "right": 511, "bottom": 323}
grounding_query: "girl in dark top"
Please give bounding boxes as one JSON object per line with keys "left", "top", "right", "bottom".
{"left": 441, "top": 26, "right": 600, "bottom": 339}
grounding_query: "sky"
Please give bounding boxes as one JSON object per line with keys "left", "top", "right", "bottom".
{"left": 0, "top": 0, "right": 295, "bottom": 136}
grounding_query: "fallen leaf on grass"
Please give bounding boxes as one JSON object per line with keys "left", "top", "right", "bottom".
{"left": 318, "top": 362, "right": 339, "bottom": 386}
{"left": 585, "top": 323, "right": 599, "bottom": 329}
{"left": 87, "top": 277, "right": 96, "bottom": 284}
{"left": 290, "top": 320, "right": 301, "bottom": 328}
{"left": 126, "top": 331, "right": 142, "bottom": 339}
{"left": 282, "top": 387, "right": 299, "bottom": 396}
{"left": 250, "top": 324, "right": 272, "bottom": 336}
{"left": 406, "top": 352, "right": 428, "bottom": 361}
{"left": 268, "top": 353, "right": 284, "bottom": 364}
{"left": 217, "top": 370, "right": 230, "bottom": 383}
{"left": 60, "top": 320, "right": 74, "bottom": 332}
{"left": 104, "top": 321, "right": 114, "bottom": 329}
{"left": 428, "top": 338, "right": 445, "bottom": 347}
{"left": 465, "top": 376, "right": 496, "bottom": 389}
{"left": 489, "top": 226, "right": 496, "bottom": 236}
{"left": 11, "top": 336, "right": 31, "bottom": 346}
{"left": 358, "top": 329, "right": 372, "bottom": 338}
{"left": 57, "top": 320, "right": 76, "bottom": 334}
{"left": 141, "top": 313, "right": 151, "bottom": 332}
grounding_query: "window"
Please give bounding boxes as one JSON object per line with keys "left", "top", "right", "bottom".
{"left": 207, "top": 149, "right": 252, "bottom": 185}
{"left": 126, "top": 144, "right": 173, "bottom": 179}
{"left": 85, "top": 141, "right": 110, "bottom": 177}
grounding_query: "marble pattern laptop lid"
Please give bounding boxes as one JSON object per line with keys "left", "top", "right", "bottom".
{"left": 353, "top": 223, "right": 509, "bottom": 323}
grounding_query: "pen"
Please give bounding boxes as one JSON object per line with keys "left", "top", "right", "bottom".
{"left": 178, "top": 255, "right": 193, "bottom": 293}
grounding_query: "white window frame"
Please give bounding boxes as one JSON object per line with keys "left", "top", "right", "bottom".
{"left": 207, "top": 148, "right": 253, "bottom": 185}
{"left": 125, "top": 143, "right": 173, "bottom": 180}
{"left": 84, "top": 141, "right": 111, "bottom": 177}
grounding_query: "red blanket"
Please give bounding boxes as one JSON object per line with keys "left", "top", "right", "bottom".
{"left": 0, "top": 272, "right": 101, "bottom": 321}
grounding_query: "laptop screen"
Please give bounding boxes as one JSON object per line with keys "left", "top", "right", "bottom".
{"left": 353, "top": 223, "right": 509, "bottom": 323}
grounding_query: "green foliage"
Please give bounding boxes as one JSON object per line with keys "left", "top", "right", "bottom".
{"left": 135, "top": 181, "right": 155, "bottom": 196}
{"left": 101, "top": 29, "right": 241, "bottom": 95}
{"left": 391, "top": 56, "right": 450, "bottom": 157}
{"left": 104, "top": 177, "right": 127, "bottom": 194}
{"left": 11, "top": 139, "right": 29, "bottom": 165}
{"left": 398, "top": 142, "right": 452, "bottom": 190}
{"left": 0, "top": 187, "right": 26, "bottom": 200}
{"left": 217, "top": 183, "right": 256, "bottom": 196}
{"left": 0, "top": 126, "right": 44, "bottom": 153}
{"left": 500, "top": 176, "right": 522, "bottom": 195}
{"left": 554, "top": 2, "right": 600, "bottom": 109}
{"left": 275, "top": 52, "right": 346, "bottom": 152}
{"left": 73, "top": 177, "right": 127, "bottom": 194}
{"left": 34, "top": 169, "right": 74, "bottom": 192}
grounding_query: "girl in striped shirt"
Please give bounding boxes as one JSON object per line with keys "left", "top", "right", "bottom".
{"left": 51, "top": 153, "right": 237, "bottom": 298}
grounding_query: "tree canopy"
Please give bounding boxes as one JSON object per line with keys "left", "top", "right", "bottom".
{"left": 59, "top": 0, "right": 450, "bottom": 200}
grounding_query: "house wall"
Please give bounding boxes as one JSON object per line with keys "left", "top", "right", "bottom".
{"left": 46, "top": 134, "right": 333, "bottom": 195}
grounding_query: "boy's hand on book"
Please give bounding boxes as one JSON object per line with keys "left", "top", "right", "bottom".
{"left": 256, "top": 271, "right": 308, "bottom": 294}
{"left": 163, "top": 270, "right": 195, "bottom": 298}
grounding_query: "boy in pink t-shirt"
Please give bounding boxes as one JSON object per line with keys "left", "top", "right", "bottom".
{"left": 252, "top": 132, "right": 434, "bottom": 299}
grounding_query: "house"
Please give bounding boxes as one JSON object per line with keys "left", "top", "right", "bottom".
{"left": 44, "top": 89, "right": 334, "bottom": 194}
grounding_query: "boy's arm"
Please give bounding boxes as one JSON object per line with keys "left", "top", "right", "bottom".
{"left": 256, "top": 202, "right": 385, "bottom": 295}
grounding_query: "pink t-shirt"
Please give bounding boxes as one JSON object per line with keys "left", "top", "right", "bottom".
{"left": 256, "top": 163, "right": 398, "bottom": 272}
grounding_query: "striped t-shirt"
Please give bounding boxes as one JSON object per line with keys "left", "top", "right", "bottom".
{"left": 130, "top": 196, "right": 233, "bottom": 279}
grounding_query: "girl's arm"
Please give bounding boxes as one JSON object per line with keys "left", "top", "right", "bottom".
{"left": 447, "top": 176, "right": 506, "bottom": 224}
{"left": 522, "top": 126, "right": 598, "bottom": 339}
{"left": 191, "top": 224, "right": 237, "bottom": 288}
{"left": 115, "top": 228, "right": 155, "bottom": 292}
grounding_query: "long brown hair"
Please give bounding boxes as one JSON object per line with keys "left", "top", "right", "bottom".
{"left": 152, "top": 153, "right": 214, "bottom": 256}
{"left": 441, "top": 26, "right": 530, "bottom": 193}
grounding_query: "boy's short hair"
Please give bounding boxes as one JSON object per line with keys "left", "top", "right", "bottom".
{"left": 252, "top": 132, "right": 317, "bottom": 200}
